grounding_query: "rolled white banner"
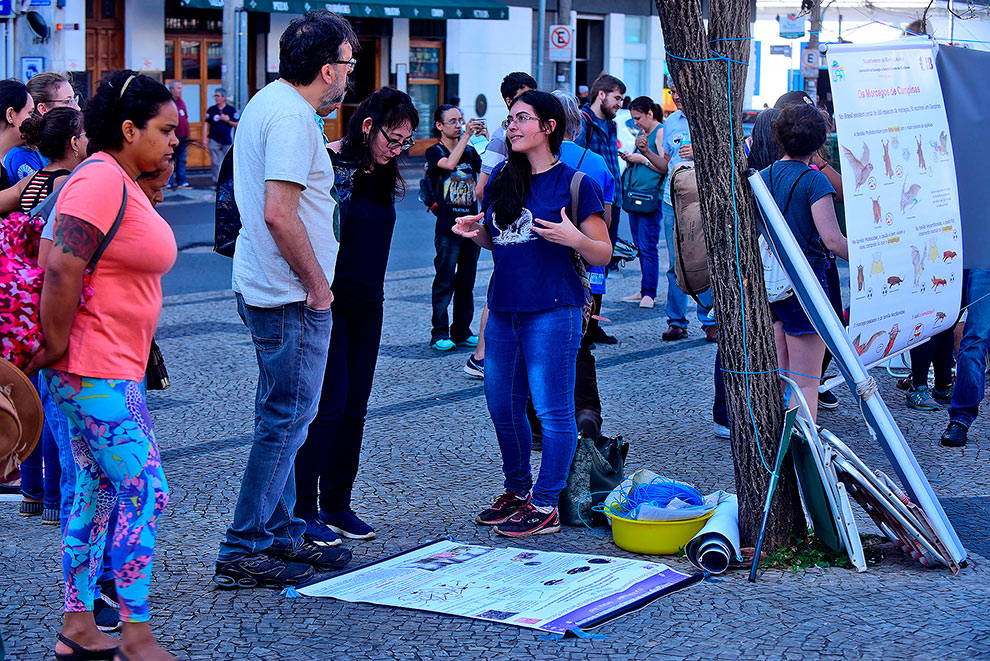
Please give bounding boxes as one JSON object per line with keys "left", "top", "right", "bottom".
{"left": 685, "top": 493, "right": 742, "bottom": 575}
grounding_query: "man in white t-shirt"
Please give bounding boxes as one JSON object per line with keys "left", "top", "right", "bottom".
{"left": 216, "top": 10, "right": 358, "bottom": 590}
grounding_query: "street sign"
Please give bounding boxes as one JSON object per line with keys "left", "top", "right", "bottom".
{"left": 801, "top": 46, "right": 821, "bottom": 78}
{"left": 770, "top": 44, "right": 792, "bottom": 57}
{"left": 548, "top": 24, "right": 573, "bottom": 62}
{"left": 0, "top": 0, "right": 11, "bottom": 17}
{"left": 779, "top": 13, "right": 805, "bottom": 39}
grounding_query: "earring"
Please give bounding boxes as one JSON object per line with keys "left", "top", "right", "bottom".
{"left": 73, "top": 148, "right": 78, "bottom": 157}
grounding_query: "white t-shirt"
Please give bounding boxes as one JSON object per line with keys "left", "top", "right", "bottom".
{"left": 231, "top": 80, "right": 337, "bottom": 307}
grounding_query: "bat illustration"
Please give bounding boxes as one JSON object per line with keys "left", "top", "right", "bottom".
{"left": 882, "top": 324, "right": 900, "bottom": 357}
{"left": 887, "top": 275, "right": 903, "bottom": 288}
{"left": 928, "top": 240, "right": 939, "bottom": 263}
{"left": 911, "top": 245, "right": 925, "bottom": 286}
{"left": 857, "top": 264, "right": 865, "bottom": 292}
{"left": 916, "top": 136, "right": 927, "bottom": 170}
{"left": 934, "top": 311, "right": 947, "bottom": 326}
{"left": 853, "top": 330, "right": 887, "bottom": 356}
{"left": 943, "top": 250, "right": 957, "bottom": 262}
{"left": 932, "top": 276, "right": 947, "bottom": 292}
{"left": 842, "top": 143, "right": 873, "bottom": 190}
{"left": 912, "top": 323, "right": 924, "bottom": 341}
{"left": 932, "top": 130, "right": 949, "bottom": 158}
{"left": 882, "top": 139, "right": 894, "bottom": 179}
{"left": 872, "top": 197, "right": 882, "bottom": 224}
{"left": 901, "top": 181, "right": 921, "bottom": 213}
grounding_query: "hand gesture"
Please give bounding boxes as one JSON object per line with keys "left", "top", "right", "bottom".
{"left": 635, "top": 133, "right": 649, "bottom": 153}
{"left": 219, "top": 113, "right": 230, "bottom": 122}
{"left": 532, "top": 208, "right": 582, "bottom": 247}
{"left": 453, "top": 212, "right": 484, "bottom": 238}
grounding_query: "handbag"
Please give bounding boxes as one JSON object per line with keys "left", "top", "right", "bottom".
{"left": 761, "top": 163, "right": 813, "bottom": 303}
{"left": 558, "top": 433, "right": 629, "bottom": 527}
{"left": 146, "top": 339, "right": 169, "bottom": 391}
{"left": 620, "top": 166, "right": 661, "bottom": 215}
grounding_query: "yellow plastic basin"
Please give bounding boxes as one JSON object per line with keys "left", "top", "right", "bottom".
{"left": 605, "top": 507, "right": 716, "bottom": 555}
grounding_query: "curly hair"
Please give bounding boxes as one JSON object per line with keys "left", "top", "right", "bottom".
{"left": 19, "top": 107, "right": 83, "bottom": 160}
{"left": 84, "top": 70, "right": 174, "bottom": 154}
{"left": 771, "top": 102, "right": 826, "bottom": 158}
{"left": 279, "top": 10, "right": 359, "bottom": 86}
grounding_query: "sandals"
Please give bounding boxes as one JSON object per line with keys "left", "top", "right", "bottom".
{"left": 54, "top": 633, "right": 117, "bottom": 661}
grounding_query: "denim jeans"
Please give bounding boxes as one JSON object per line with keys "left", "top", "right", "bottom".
{"left": 627, "top": 209, "right": 661, "bottom": 298}
{"left": 949, "top": 269, "right": 990, "bottom": 428}
{"left": 662, "top": 201, "right": 713, "bottom": 328}
{"left": 168, "top": 138, "right": 188, "bottom": 187}
{"left": 218, "top": 295, "right": 332, "bottom": 561}
{"left": 431, "top": 233, "right": 480, "bottom": 343}
{"left": 485, "top": 306, "right": 582, "bottom": 508}
{"left": 20, "top": 375, "right": 61, "bottom": 509}
{"left": 295, "top": 301, "right": 383, "bottom": 520}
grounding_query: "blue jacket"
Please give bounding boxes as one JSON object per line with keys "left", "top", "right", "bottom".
{"left": 575, "top": 103, "right": 621, "bottom": 197}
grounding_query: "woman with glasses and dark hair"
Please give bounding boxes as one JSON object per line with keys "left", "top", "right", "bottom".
{"left": 454, "top": 90, "right": 611, "bottom": 537}
{"left": 6, "top": 72, "right": 79, "bottom": 184}
{"left": 293, "top": 87, "right": 418, "bottom": 544}
{"left": 27, "top": 69, "right": 179, "bottom": 661}
{"left": 426, "top": 103, "right": 486, "bottom": 351}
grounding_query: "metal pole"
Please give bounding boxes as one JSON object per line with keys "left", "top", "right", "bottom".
{"left": 222, "top": 0, "right": 239, "bottom": 103}
{"left": 556, "top": 0, "right": 572, "bottom": 92}
{"left": 536, "top": 0, "right": 546, "bottom": 87}
{"left": 805, "top": 0, "right": 821, "bottom": 103}
{"left": 747, "top": 169, "right": 967, "bottom": 565}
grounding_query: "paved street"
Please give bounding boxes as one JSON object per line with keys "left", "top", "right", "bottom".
{"left": 2, "top": 171, "right": 989, "bottom": 659}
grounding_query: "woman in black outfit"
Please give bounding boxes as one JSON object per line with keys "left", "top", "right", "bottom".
{"left": 293, "top": 87, "right": 418, "bottom": 543}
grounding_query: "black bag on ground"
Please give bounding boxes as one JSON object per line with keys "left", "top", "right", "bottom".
{"left": 558, "top": 434, "right": 629, "bottom": 527}
{"left": 214, "top": 146, "right": 238, "bottom": 258}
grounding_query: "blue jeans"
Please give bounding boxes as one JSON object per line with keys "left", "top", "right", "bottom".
{"left": 218, "top": 295, "right": 332, "bottom": 561}
{"left": 484, "top": 306, "right": 582, "bottom": 508}
{"left": 168, "top": 138, "right": 188, "bottom": 187}
{"left": 949, "top": 269, "right": 990, "bottom": 428}
{"left": 662, "top": 201, "right": 713, "bottom": 328}
{"left": 627, "top": 209, "right": 661, "bottom": 298}
{"left": 20, "top": 375, "right": 61, "bottom": 509}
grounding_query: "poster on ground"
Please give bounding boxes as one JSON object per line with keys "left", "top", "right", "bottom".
{"left": 829, "top": 39, "right": 962, "bottom": 363}
{"left": 296, "top": 539, "right": 698, "bottom": 633}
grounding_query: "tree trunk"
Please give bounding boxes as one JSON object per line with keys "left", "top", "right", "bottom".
{"left": 655, "top": 0, "right": 807, "bottom": 548}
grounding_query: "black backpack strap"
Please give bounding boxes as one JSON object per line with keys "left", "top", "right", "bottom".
{"left": 768, "top": 162, "right": 813, "bottom": 216}
{"left": 87, "top": 178, "right": 128, "bottom": 270}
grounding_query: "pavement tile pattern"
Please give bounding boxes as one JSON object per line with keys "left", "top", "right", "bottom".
{"left": 2, "top": 260, "right": 989, "bottom": 660}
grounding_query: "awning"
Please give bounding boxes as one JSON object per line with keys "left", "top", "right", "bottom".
{"left": 181, "top": 0, "right": 508, "bottom": 20}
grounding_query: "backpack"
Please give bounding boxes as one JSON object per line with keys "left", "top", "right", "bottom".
{"left": 214, "top": 145, "right": 238, "bottom": 257}
{"left": 419, "top": 144, "right": 451, "bottom": 215}
{"left": 0, "top": 160, "right": 126, "bottom": 369}
{"left": 670, "top": 162, "right": 712, "bottom": 296}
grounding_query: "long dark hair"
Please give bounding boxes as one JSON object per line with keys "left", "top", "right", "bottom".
{"left": 489, "top": 90, "right": 565, "bottom": 228}
{"left": 747, "top": 107, "right": 780, "bottom": 171}
{"left": 629, "top": 96, "right": 662, "bottom": 121}
{"left": 0, "top": 79, "right": 30, "bottom": 132}
{"left": 85, "top": 70, "right": 174, "bottom": 154}
{"left": 339, "top": 87, "right": 419, "bottom": 201}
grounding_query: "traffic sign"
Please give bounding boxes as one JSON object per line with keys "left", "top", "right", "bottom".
{"left": 801, "top": 46, "right": 821, "bottom": 78}
{"left": 549, "top": 24, "right": 572, "bottom": 62}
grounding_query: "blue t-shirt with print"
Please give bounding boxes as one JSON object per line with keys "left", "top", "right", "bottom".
{"left": 559, "top": 140, "right": 615, "bottom": 295}
{"left": 3, "top": 147, "right": 46, "bottom": 184}
{"left": 661, "top": 110, "right": 691, "bottom": 206}
{"left": 483, "top": 161, "right": 605, "bottom": 312}
{"left": 760, "top": 160, "right": 836, "bottom": 270}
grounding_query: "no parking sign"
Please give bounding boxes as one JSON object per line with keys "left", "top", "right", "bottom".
{"left": 549, "top": 24, "right": 573, "bottom": 62}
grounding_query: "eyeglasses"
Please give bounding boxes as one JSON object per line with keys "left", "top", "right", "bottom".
{"left": 47, "top": 94, "right": 79, "bottom": 108}
{"left": 505, "top": 113, "right": 539, "bottom": 127}
{"left": 332, "top": 58, "right": 357, "bottom": 72}
{"left": 378, "top": 125, "right": 414, "bottom": 152}
{"left": 442, "top": 118, "right": 465, "bottom": 126}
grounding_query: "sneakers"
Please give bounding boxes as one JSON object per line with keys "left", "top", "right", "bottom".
{"left": 19, "top": 500, "right": 42, "bottom": 516}
{"left": 304, "top": 518, "right": 342, "bottom": 547}
{"left": 42, "top": 507, "right": 59, "bottom": 525}
{"left": 705, "top": 326, "right": 718, "bottom": 343}
{"left": 818, "top": 388, "right": 839, "bottom": 410}
{"left": 464, "top": 355, "right": 484, "bottom": 378}
{"left": 940, "top": 421, "right": 968, "bottom": 447}
{"left": 588, "top": 326, "right": 618, "bottom": 345}
{"left": 713, "top": 422, "right": 730, "bottom": 439}
{"left": 494, "top": 503, "right": 561, "bottom": 537}
{"left": 322, "top": 510, "right": 376, "bottom": 540}
{"left": 620, "top": 293, "right": 642, "bottom": 303}
{"left": 93, "top": 594, "right": 121, "bottom": 633}
{"left": 639, "top": 296, "right": 655, "bottom": 309}
{"left": 431, "top": 339, "right": 456, "bottom": 351}
{"left": 906, "top": 386, "right": 940, "bottom": 411}
{"left": 456, "top": 335, "right": 479, "bottom": 348}
{"left": 932, "top": 384, "right": 954, "bottom": 405}
{"left": 476, "top": 491, "right": 531, "bottom": 525}
{"left": 269, "top": 539, "right": 352, "bottom": 571}
{"left": 213, "top": 553, "right": 316, "bottom": 589}
{"left": 662, "top": 326, "right": 688, "bottom": 341}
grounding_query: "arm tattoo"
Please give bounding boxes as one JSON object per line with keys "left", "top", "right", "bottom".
{"left": 53, "top": 215, "right": 105, "bottom": 262}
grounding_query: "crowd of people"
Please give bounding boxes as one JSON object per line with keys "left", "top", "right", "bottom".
{"left": 1, "top": 7, "right": 987, "bottom": 660}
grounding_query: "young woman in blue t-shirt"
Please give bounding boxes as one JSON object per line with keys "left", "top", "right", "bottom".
{"left": 453, "top": 90, "right": 611, "bottom": 537}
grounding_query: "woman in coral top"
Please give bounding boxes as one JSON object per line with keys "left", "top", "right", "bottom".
{"left": 27, "top": 70, "right": 179, "bottom": 661}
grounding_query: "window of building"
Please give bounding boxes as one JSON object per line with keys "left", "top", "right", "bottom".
{"left": 623, "top": 59, "right": 645, "bottom": 99}
{"left": 624, "top": 16, "right": 647, "bottom": 45}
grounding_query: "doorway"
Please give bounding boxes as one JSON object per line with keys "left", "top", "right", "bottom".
{"left": 575, "top": 17, "right": 604, "bottom": 92}
{"left": 164, "top": 35, "right": 224, "bottom": 168}
{"left": 85, "top": 0, "right": 124, "bottom": 95}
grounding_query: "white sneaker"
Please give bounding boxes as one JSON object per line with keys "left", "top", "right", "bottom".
{"left": 639, "top": 296, "right": 655, "bottom": 309}
{"left": 621, "top": 293, "right": 642, "bottom": 303}
{"left": 713, "top": 423, "right": 730, "bottom": 439}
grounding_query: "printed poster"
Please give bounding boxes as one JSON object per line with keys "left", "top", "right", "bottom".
{"left": 296, "top": 539, "right": 696, "bottom": 633}
{"left": 829, "top": 40, "right": 962, "bottom": 363}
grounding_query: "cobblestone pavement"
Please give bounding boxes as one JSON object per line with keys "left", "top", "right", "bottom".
{"left": 3, "top": 258, "right": 989, "bottom": 660}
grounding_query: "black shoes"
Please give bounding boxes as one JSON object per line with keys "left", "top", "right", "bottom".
{"left": 818, "top": 388, "right": 839, "bottom": 410}
{"left": 588, "top": 326, "right": 618, "bottom": 345}
{"left": 269, "top": 539, "right": 352, "bottom": 571}
{"left": 940, "top": 421, "right": 968, "bottom": 447}
{"left": 213, "top": 552, "right": 316, "bottom": 589}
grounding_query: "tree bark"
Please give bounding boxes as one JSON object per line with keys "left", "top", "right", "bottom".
{"left": 655, "top": 0, "right": 807, "bottom": 548}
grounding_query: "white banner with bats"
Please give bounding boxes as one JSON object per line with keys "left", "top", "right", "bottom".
{"left": 829, "top": 39, "right": 962, "bottom": 363}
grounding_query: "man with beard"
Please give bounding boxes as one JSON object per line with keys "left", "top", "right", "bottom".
{"left": 215, "top": 9, "right": 357, "bottom": 590}
{"left": 577, "top": 73, "right": 625, "bottom": 251}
